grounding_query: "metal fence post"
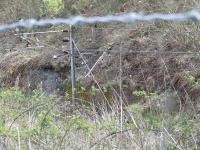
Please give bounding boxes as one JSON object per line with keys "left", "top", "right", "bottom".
{"left": 69, "top": 25, "right": 76, "bottom": 105}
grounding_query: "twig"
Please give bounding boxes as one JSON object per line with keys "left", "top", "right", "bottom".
{"left": 163, "top": 127, "right": 183, "bottom": 150}
{"left": 191, "top": 133, "right": 198, "bottom": 150}
{"left": 17, "top": 127, "right": 21, "bottom": 150}
{"left": 119, "top": 44, "right": 123, "bottom": 133}
{"left": 8, "top": 103, "right": 46, "bottom": 131}
{"left": 90, "top": 129, "right": 133, "bottom": 148}
{"left": 73, "top": 39, "right": 113, "bottom": 110}
{"left": 14, "top": 30, "right": 64, "bottom": 35}
{"left": 85, "top": 52, "right": 106, "bottom": 78}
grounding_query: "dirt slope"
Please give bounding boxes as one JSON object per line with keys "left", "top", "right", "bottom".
{"left": 0, "top": 0, "right": 200, "bottom": 112}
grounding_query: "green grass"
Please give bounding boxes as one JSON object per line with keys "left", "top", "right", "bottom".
{"left": 0, "top": 87, "right": 199, "bottom": 149}
{"left": 1, "top": 0, "right": 200, "bottom": 149}
{"left": 42, "top": 0, "right": 64, "bottom": 16}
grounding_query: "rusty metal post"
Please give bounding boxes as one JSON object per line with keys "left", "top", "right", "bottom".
{"left": 69, "top": 25, "right": 76, "bottom": 105}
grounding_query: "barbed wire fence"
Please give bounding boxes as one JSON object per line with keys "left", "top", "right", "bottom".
{"left": 0, "top": 10, "right": 200, "bottom": 147}
{"left": 0, "top": 10, "right": 200, "bottom": 106}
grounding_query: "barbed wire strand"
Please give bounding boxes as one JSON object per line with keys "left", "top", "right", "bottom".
{"left": 1, "top": 10, "right": 200, "bottom": 31}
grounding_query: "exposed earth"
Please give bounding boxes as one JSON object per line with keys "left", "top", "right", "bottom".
{"left": 0, "top": 0, "right": 200, "bottom": 115}
{"left": 0, "top": 23, "right": 199, "bottom": 114}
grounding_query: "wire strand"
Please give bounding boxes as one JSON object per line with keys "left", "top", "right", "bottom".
{"left": 14, "top": 30, "right": 64, "bottom": 35}
{"left": 1, "top": 10, "right": 200, "bottom": 31}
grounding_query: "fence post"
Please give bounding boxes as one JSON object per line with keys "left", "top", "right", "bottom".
{"left": 69, "top": 25, "right": 76, "bottom": 105}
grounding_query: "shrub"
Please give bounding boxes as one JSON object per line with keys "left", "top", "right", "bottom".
{"left": 42, "top": 0, "right": 64, "bottom": 16}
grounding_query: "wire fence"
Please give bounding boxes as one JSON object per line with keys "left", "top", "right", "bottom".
{"left": 0, "top": 10, "right": 200, "bottom": 105}
{"left": 1, "top": 9, "right": 200, "bottom": 150}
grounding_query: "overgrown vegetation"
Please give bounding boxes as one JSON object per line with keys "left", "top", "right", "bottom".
{"left": 0, "top": 0, "right": 200, "bottom": 149}
{"left": 0, "top": 88, "right": 199, "bottom": 149}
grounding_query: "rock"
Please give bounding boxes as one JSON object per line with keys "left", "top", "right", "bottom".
{"left": 158, "top": 90, "right": 179, "bottom": 113}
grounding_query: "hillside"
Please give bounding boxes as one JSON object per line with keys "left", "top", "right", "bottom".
{"left": 0, "top": 0, "right": 200, "bottom": 149}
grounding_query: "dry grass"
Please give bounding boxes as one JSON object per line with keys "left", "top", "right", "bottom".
{"left": 0, "top": 88, "right": 199, "bottom": 150}
{"left": 0, "top": 1, "right": 200, "bottom": 150}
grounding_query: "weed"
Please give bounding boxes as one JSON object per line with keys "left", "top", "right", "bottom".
{"left": 0, "top": 88, "right": 199, "bottom": 149}
{"left": 42, "top": 0, "right": 64, "bottom": 16}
